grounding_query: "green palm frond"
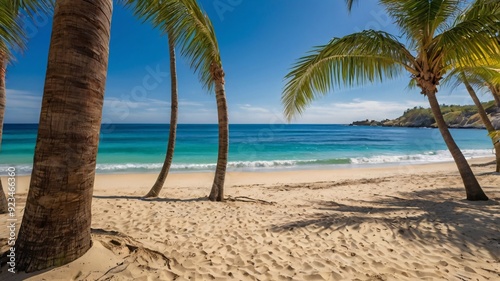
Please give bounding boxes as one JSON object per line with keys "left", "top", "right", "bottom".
{"left": 456, "top": 0, "right": 500, "bottom": 25}
{"left": 0, "top": 0, "right": 54, "bottom": 57}
{"left": 163, "top": 0, "right": 221, "bottom": 90}
{"left": 435, "top": 1, "right": 500, "bottom": 70}
{"left": 282, "top": 30, "right": 416, "bottom": 120}
{"left": 122, "top": 0, "right": 221, "bottom": 90}
{"left": 0, "top": 3, "right": 23, "bottom": 56}
{"left": 443, "top": 66, "right": 500, "bottom": 94}
{"left": 380, "top": 0, "right": 460, "bottom": 48}
{"left": 11, "top": 0, "right": 54, "bottom": 18}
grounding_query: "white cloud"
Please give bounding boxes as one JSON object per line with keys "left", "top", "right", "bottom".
{"left": 238, "top": 104, "right": 270, "bottom": 113}
{"left": 179, "top": 100, "right": 204, "bottom": 107}
{"left": 102, "top": 96, "right": 218, "bottom": 124}
{"left": 3, "top": 89, "right": 491, "bottom": 125}
{"left": 5, "top": 89, "right": 42, "bottom": 109}
{"left": 219, "top": 99, "right": 434, "bottom": 124}
{"left": 4, "top": 89, "right": 42, "bottom": 123}
{"left": 288, "top": 99, "right": 430, "bottom": 124}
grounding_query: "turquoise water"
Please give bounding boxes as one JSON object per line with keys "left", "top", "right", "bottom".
{"left": 0, "top": 124, "right": 494, "bottom": 175}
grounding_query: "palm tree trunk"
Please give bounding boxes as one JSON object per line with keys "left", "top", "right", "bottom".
{"left": 145, "top": 35, "right": 178, "bottom": 198}
{"left": 209, "top": 64, "right": 228, "bottom": 202}
{"left": 463, "top": 76, "right": 500, "bottom": 172}
{"left": 16, "top": 0, "right": 112, "bottom": 272}
{"left": 0, "top": 55, "right": 7, "bottom": 214}
{"left": 0, "top": 179, "right": 6, "bottom": 214}
{"left": 427, "top": 91, "right": 488, "bottom": 201}
{"left": 494, "top": 141, "right": 500, "bottom": 173}
{"left": 489, "top": 85, "right": 500, "bottom": 107}
{"left": 0, "top": 53, "right": 5, "bottom": 151}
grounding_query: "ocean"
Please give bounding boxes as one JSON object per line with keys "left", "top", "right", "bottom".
{"left": 0, "top": 124, "right": 494, "bottom": 176}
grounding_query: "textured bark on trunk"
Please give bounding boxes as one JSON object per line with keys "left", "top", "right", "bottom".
{"left": 427, "top": 91, "right": 488, "bottom": 201}
{"left": 0, "top": 55, "right": 7, "bottom": 214}
{"left": 0, "top": 180, "right": 6, "bottom": 214}
{"left": 495, "top": 142, "right": 500, "bottom": 173}
{"left": 16, "top": 0, "right": 112, "bottom": 272}
{"left": 463, "top": 76, "right": 500, "bottom": 172}
{"left": 209, "top": 65, "right": 228, "bottom": 202}
{"left": 490, "top": 85, "right": 500, "bottom": 107}
{"left": 145, "top": 35, "right": 178, "bottom": 198}
{"left": 464, "top": 78, "right": 495, "bottom": 132}
{"left": 0, "top": 54, "right": 5, "bottom": 151}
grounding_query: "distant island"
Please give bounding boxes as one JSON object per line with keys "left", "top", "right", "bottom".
{"left": 351, "top": 101, "right": 500, "bottom": 129}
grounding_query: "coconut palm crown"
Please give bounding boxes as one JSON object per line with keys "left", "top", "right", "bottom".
{"left": 283, "top": 0, "right": 500, "bottom": 200}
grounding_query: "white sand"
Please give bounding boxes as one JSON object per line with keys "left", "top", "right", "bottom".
{"left": 1, "top": 159, "right": 499, "bottom": 280}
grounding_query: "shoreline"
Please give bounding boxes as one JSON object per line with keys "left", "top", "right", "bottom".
{"left": 6, "top": 157, "right": 495, "bottom": 195}
{"left": 3, "top": 148, "right": 495, "bottom": 177}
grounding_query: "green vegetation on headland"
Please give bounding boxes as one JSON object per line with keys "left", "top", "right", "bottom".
{"left": 351, "top": 101, "right": 500, "bottom": 129}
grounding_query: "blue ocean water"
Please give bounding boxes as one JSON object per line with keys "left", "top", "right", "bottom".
{"left": 0, "top": 124, "right": 495, "bottom": 175}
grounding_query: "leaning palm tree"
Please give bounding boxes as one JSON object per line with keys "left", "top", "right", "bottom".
{"left": 444, "top": 64, "right": 500, "bottom": 172}
{"left": 283, "top": 0, "right": 500, "bottom": 200}
{"left": 462, "top": 76, "right": 500, "bottom": 173}
{"left": 145, "top": 33, "right": 179, "bottom": 198}
{"left": 15, "top": 0, "right": 112, "bottom": 272}
{"left": 488, "top": 83, "right": 500, "bottom": 106}
{"left": 0, "top": 1, "right": 54, "bottom": 214}
{"left": 483, "top": 65, "right": 500, "bottom": 106}
{"left": 126, "top": 0, "right": 228, "bottom": 201}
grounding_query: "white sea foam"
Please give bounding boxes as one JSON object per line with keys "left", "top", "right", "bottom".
{"left": 350, "top": 149, "right": 493, "bottom": 164}
{"left": 0, "top": 165, "right": 33, "bottom": 175}
{"left": 0, "top": 149, "right": 494, "bottom": 175}
{"left": 94, "top": 160, "right": 300, "bottom": 172}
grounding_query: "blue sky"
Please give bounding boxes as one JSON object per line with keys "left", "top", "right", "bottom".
{"left": 5, "top": 0, "right": 489, "bottom": 124}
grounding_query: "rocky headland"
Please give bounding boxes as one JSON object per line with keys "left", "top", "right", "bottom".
{"left": 351, "top": 101, "right": 500, "bottom": 129}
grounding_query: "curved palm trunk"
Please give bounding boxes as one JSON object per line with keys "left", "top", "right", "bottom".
{"left": 145, "top": 35, "right": 178, "bottom": 198}
{"left": 463, "top": 77, "right": 500, "bottom": 173}
{"left": 209, "top": 65, "right": 228, "bottom": 202}
{"left": 489, "top": 85, "right": 500, "bottom": 107}
{"left": 427, "top": 91, "right": 488, "bottom": 201}
{"left": 16, "top": 0, "right": 112, "bottom": 272}
{"left": 0, "top": 55, "right": 7, "bottom": 214}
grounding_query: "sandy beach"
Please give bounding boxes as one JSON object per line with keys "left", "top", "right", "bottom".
{"left": 1, "top": 159, "right": 499, "bottom": 280}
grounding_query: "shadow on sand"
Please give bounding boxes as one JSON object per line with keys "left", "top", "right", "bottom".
{"left": 92, "top": 195, "right": 208, "bottom": 203}
{"left": 272, "top": 186, "right": 500, "bottom": 260}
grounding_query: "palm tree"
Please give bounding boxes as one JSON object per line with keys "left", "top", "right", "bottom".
{"left": 0, "top": 51, "right": 7, "bottom": 214}
{"left": 15, "top": 0, "right": 113, "bottom": 272}
{"left": 145, "top": 33, "right": 178, "bottom": 198}
{"left": 127, "top": 0, "right": 228, "bottom": 201}
{"left": 0, "top": 46, "right": 8, "bottom": 214}
{"left": 0, "top": 1, "right": 54, "bottom": 213}
{"left": 483, "top": 66, "right": 500, "bottom": 106}
{"left": 463, "top": 77, "right": 500, "bottom": 172}
{"left": 445, "top": 65, "right": 500, "bottom": 172}
{"left": 283, "top": 0, "right": 500, "bottom": 201}
{"left": 488, "top": 83, "right": 500, "bottom": 106}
